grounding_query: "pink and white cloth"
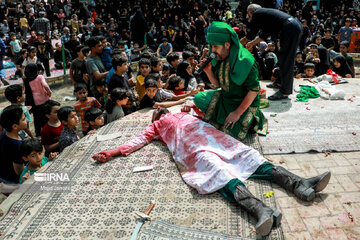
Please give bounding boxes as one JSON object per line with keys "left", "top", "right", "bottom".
{"left": 118, "top": 112, "right": 266, "bottom": 194}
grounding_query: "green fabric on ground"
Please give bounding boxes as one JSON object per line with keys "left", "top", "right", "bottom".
{"left": 296, "top": 86, "right": 320, "bottom": 102}
{"left": 219, "top": 162, "right": 275, "bottom": 203}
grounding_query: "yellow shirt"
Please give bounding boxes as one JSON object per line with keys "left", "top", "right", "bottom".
{"left": 136, "top": 75, "right": 146, "bottom": 101}
{"left": 226, "top": 11, "right": 232, "bottom": 20}
{"left": 20, "top": 18, "right": 29, "bottom": 28}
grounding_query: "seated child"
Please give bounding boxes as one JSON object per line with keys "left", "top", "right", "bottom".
{"left": 84, "top": 108, "right": 104, "bottom": 135}
{"left": 161, "top": 63, "right": 171, "bottom": 84}
{"left": 41, "top": 100, "right": 64, "bottom": 156}
{"left": 150, "top": 56, "right": 162, "bottom": 74}
{"left": 296, "top": 63, "right": 316, "bottom": 79}
{"left": 333, "top": 55, "right": 354, "bottom": 78}
{"left": 130, "top": 42, "right": 145, "bottom": 62}
{"left": 294, "top": 52, "right": 304, "bottom": 78}
{"left": 92, "top": 79, "right": 108, "bottom": 110}
{"left": 140, "top": 79, "right": 186, "bottom": 109}
{"left": 4, "top": 84, "right": 33, "bottom": 138}
{"left": 104, "top": 88, "right": 129, "bottom": 124}
{"left": 136, "top": 58, "right": 151, "bottom": 101}
{"left": 0, "top": 105, "right": 27, "bottom": 184}
{"left": 166, "top": 52, "right": 180, "bottom": 74}
{"left": 148, "top": 74, "right": 198, "bottom": 102}
{"left": 58, "top": 106, "right": 80, "bottom": 152}
{"left": 182, "top": 51, "right": 196, "bottom": 73}
{"left": 19, "top": 138, "right": 58, "bottom": 184}
{"left": 339, "top": 41, "right": 355, "bottom": 75}
{"left": 73, "top": 84, "right": 102, "bottom": 135}
{"left": 166, "top": 75, "right": 187, "bottom": 95}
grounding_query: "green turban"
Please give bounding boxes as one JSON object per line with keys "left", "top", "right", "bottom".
{"left": 207, "top": 21, "right": 255, "bottom": 86}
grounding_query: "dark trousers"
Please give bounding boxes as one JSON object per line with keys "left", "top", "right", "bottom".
{"left": 39, "top": 58, "right": 51, "bottom": 77}
{"left": 274, "top": 18, "right": 302, "bottom": 95}
{"left": 32, "top": 104, "right": 48, "bottom": 137}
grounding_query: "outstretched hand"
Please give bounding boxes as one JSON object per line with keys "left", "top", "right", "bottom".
{"left": 181, "top": 102, "right": 196, "bottom": 112}
{"left": 92, "top": 151, "right": 113, "bottom": 163}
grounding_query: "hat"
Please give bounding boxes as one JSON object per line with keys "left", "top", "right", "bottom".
{"left": 94, "top": 18, "right": 103, "bottom": 25}
{"left": 162, "top": 38, "right": 168, "bottom": 42}
{"left": 118, "top": 40, "right": 125, "bottom": 45}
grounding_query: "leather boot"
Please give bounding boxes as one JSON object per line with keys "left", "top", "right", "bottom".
{"left": 234, "top": 185, "right": 282, "bottom": 236}
{"left": 271, "top": 166, "right": 331, "bottom": 202}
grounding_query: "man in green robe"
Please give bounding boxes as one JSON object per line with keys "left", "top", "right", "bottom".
{"left": 194, "top": 21, "right": 267, "bottom": 141}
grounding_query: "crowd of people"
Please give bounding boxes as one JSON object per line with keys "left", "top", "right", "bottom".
{"left": 0, "top": 0, "right": 357, "bottom": 236}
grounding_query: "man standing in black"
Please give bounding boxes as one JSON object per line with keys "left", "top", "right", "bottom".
{"left": 240, "top": 4, "right": 302, "bottom": 100}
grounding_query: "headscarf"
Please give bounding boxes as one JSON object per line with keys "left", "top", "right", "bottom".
{"left": 315, "top": 46, "right": 330, "bottom": 76}
{"left": 24, "top": 63, "right": 38, "bottom": 106}
{"left": 206, "top": 21, "right": 255, "bottom": 86}
{"left": 333, "top": 55, "right": 354, "bottom": 78}
{"left": 176, "top": 61, "right": 193, "bottom": 90}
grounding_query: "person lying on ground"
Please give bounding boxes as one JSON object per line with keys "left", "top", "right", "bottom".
{"left": 92, "top": 106, "right": 331, "bottom": 236}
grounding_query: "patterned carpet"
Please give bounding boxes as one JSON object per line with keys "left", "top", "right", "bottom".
{"left": 0, "top": 108, "right": 284, "bottom": 239}
{"left": 260, "top": 79, "right": 360, "bottom": 154}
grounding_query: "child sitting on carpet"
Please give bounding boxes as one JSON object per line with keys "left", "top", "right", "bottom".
{"left": 58, "top": 106, "right": 80, "bottom": 152}
{"left": 41, "top": 100, "right": 64, "bottom": 156}
{"left": 139, "top": 79, "right": 186, "bottom": 109}
{"left": 84, "top": 108, "right": 104, "bottom": 135}
{"left": 150, "top": 56, "right": 162, "bottom": 74}
{"left": 148, "top": 74, "right": 198, "bottom": 102}
{"left": 19, "top": 138, "right": 58, "bottom": 184}
{"left": 166, "top": 75, "right": 187, "bottom": 95}
{"left": 4, "top": 84, "right": 33, "bottom": 139}
{"left": 333, "top": 55, "right": 354, "bottom": 78}
{"left": 103, "top": 88, "right": 129, "bottom": 124}
{"left": 296, "top": 63, "right": 316, "bottom": 79}
{"left": 161, "top": 63, "right": 171, "bottom": 84}
{"left": 136, "top": 58, "right": 151, "bottom": 101}
{"left": 73, "top": 84, "right": 102, "bottom": 136}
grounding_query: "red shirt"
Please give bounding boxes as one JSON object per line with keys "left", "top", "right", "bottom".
{"left": 41, "top": 122, "right": 64, "bottom": 152}
{"left": 73, "top": 97, "right": 101, "bottom": 131}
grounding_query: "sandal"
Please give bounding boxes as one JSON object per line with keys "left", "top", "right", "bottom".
{"left": 266, "top": 83, "right": 280, "bottom": 89}
{"left": 268, "top": 91, "right": 289, "bottom": 100}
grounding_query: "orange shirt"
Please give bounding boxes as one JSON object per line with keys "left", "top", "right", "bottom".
{"left": 73, "top": 97, "right": 101, "bottom": 131}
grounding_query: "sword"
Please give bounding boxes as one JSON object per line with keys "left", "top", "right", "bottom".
{"left": 130, "top": 200, "right": 156, "bottom": 240}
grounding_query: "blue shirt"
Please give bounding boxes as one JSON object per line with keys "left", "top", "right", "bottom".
{"left": 338, "top": 27, "right": 353, "bottom": 42}
{"left": 101, "top": 46, "right": 112, "bottom": 68}
{"left": 158, "top": 43, "right": 173, "bottom": 56}
{"left": 106, "top": 67, "right": 115, "bottom": 84}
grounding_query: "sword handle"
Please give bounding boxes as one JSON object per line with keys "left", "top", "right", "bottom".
{"left": 143, "top": 200, "right": 155, "bottom": 216}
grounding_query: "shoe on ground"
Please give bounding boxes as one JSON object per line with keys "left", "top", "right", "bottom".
{"left": 268, "top": 91, "right": 289, "bottom": 100}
